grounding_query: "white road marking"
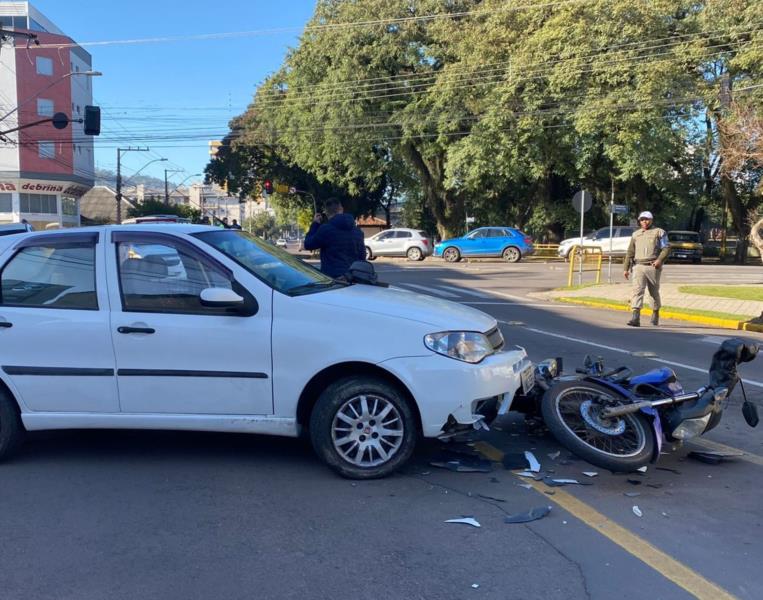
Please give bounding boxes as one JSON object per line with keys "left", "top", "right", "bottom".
{"left": 463, "top": 301, "right": 578, "bottom": 308}
{"left": 436, "top": 285, "right": 492, "bottom": 298}
{"left": 501, "top": 322, "right": 763, "bottom": 389}
{"left": 398, "top": 283, "right": 459, "bottom": 298}
{"left": 474, "top": 289, "right": 530, "bottom": 303}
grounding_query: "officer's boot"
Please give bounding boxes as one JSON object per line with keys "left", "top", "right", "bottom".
{"left": 626, "top": 309, "right": 641, "bottom": 327}
{"left": 651, "top": 309, "right": 660, "bottom": 326}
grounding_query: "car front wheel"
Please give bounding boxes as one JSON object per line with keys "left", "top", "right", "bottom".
{"left": 365, "top": 246, "right": 376, "bottom": 261}
{"left": 310, "top": 376, "right": 418, "bottom": 479}
{"left": 442, "top": 247, "right": 461, "bottom": 262}
{"left": 0, "top": 388, "right": 24, "bottom": 461}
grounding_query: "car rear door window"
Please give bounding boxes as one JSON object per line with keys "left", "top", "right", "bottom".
{"left": 618, "top": 227, "right": 635, "bottom": 237}
{"left": 395, "top": 231, "right": 412, "bottom": 238}
{"left": 0, "top": 243, "right": 97, "bottom": 310}
{"left": 117, "top": 241, "right": 233, "bottom": 314}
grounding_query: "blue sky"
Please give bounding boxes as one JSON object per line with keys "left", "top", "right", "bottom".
{"left": 31, "top": 0, "right": 317, "bottom": 185}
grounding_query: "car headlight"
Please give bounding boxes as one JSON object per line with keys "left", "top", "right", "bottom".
{"left": 424, "top": 331, "right": 493, "bottom": 363}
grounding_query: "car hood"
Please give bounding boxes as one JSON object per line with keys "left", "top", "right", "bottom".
{"left": 435, "top": 237, "right": 464, "bottom": 246}
{"left": 560, "top": 236, "right": 588, "bottom": 246}
{"left": 299, "top": 283, "right": 497, "bottom": 330}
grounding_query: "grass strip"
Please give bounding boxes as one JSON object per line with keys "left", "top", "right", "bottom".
{"left": 678, "top": 285, "right": 763, "bottom": 302}
{"left": 565, "top": 296, "right": 754, "bottom": 322}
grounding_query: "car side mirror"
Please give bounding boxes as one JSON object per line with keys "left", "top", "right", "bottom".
{"left": 200, "top": 287, "right": 245, "bottom": 308}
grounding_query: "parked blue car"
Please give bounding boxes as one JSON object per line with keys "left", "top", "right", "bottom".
{"left": 434, "top": 227, "right": 534, "bottom": 263}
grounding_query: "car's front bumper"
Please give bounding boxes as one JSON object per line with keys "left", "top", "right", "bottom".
{"left": 379, "top": 347, "right": 532, "bottom": 437}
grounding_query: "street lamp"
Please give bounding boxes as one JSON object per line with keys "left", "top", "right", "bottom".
{"left": 168, "top": 173, "right": 202, "bottom": 201}
{"left": 0, "top": 70, "right": 103, "bottom": 124}
{"left": 121, "top": 158, "right": 167, "bottom": 188}
{"left": 164, "top": 169, "right": 184, "bottom": 203}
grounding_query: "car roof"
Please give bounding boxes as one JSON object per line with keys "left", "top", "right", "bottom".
{"left": 668, "top": 230, "right": 699, "bottom": 235}
{"left": 17, "top": 224, "right": 221, "bottom": 238}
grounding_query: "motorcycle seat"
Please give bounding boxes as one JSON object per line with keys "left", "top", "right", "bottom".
{"left": 628, "top": 367, "right": 678, "bottom": 387}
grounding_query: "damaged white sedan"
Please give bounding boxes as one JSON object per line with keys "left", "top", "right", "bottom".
{"left": 0, "top": 225, "right": 531, "bottom": 478}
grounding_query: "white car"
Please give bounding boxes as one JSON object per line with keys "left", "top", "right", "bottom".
{"left": 0, "top": 225, "right": 531, "bottom": 479}
{"left": 275, "top": 238, "right": 288, "bottom": 248}
{"left": 558, "top": 226, "right": 635, "bottom": 259}
{"left": 365, "top": 228, "right": 432, "bottom": 261}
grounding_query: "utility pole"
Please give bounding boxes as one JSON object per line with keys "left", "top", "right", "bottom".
{"left": 116, "top": 147, "right": 149, "bottom": 224}
{"left": 164, "top": 168, "right": 182, "bottom": 204}
{"left": 719, "top": 73, "right": 732, "bottom": 261}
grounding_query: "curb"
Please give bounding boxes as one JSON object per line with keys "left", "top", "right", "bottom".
{"left": 556, "top": 297, "right": 763, "bottom": 333}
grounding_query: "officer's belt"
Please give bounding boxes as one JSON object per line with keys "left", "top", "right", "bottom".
{"left": 634, "top": 259, "right": 656, "bottom": 265}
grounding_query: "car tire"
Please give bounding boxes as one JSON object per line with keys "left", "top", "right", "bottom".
{"left": 406, "top": 247, "right": 423, "bottom": 261}
{"left": 502, "top": 246, "right": 522, "bottom": 263}
{"left": 442, "top": 247, "right": 461, "bottom": 263}
{"left": 365, "top": 246, "right": 376, "bottom": 261}
{"left": 0, "top": 388, "right": 24, "bottom": 462}
{"left": 309, "top": 376, "right": 418, "bottom": 479}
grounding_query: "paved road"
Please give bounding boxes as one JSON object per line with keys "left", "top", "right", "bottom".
{"left": 1, "top": 260, "right": 761, "bottom": 600}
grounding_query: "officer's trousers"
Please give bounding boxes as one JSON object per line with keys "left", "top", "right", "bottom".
{"left": 630, "top": 264, "right": 662, "bottom": 310}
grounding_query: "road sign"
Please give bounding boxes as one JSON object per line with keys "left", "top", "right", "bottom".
{"left": 465, "top": 216, "right": 475, "bottom": 224}
{"left": 572, "top": 190, "right": 592, "bottom": 213}
{"left": 274, "top": 183, "right": 290, "bottom": 194}
{"left": 611, "top": 204, "right": 629, "bottom": 215}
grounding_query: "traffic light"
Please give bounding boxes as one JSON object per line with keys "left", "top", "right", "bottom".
{"left": 84, "top": 105, "right": 100, "bottom": 136}
{"left": 263, "top": 180, "right": 273, "bottom": 195}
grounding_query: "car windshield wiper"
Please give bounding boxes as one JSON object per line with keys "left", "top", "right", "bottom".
{"left": 288, "top": 280, "right": 347, "bottom": 295}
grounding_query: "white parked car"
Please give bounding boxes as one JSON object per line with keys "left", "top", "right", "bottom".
{"left": 365, "top": 228, "right": 432, "bottom": 261}
{"left": 0, "top": 225, "right": 532, "bottom": 478}
{"left": 557, "top": 226, "right": 636, "bottom": 259}
{"left": 275, "top": 238, "right": 288, "bottom": 248}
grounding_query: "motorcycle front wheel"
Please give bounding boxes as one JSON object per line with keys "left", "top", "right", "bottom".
{"left": 541, "top": 380, "right": 655, "bottom": 472}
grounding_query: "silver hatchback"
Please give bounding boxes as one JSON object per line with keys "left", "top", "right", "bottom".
{"left": 365, "top": 228, "right": 432, "bottom": 261}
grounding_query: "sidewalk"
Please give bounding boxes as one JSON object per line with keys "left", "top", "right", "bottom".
{"left": 539, "top": 282, "right": 763, "bottom": 332}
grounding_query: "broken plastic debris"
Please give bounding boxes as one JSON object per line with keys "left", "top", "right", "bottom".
{"left": 471, "top": 584, "right": 480, "bottom": 589}
{"left": 445, "top": 517, "right": 481, "bottom": 528}
{"left": 544, "top": 477, "right": 592, "bottom": 487}
{"left": 636, "top": 466, "right": 648, "bottom": 473}
{"left": 518, "top": 483, "right": 533, "bottom": 490}
{"left": 548, "top": 451, "right": 561, "bottom": 460}
{"left": 525, "top": 451, "right": 541, "bottom": 472}
{"left": 430, "top": 458, "right": 493, "bottom": 473}
{"left": 502, "top": 453, "right": 528, "bottom": 470}
{"left": 656, "top": 466, "right": 681, "bottom": 474}
{"left": 504, "top": 506, "right": 552, "bottom": 524}
{"left": 632, "top": 506, "right": 643, "bottom": 517}
{"left": 477, "top": 493, "right": 506, "bottom": 503}
{"left": 582, "top": 471, "right": 599, "bottom": 478}
{"left": 688, "top": 450, "right": 742, "bottom": 465}
{"left": 646, "top": 483, "right": 663, "bottom": 489}
{"left": 624, "top": 492, "right": 641, "bottom": 498}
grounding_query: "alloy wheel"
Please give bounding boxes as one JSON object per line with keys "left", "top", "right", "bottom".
{"left": 331, "top": 394, "right": 404, "bottom": 467}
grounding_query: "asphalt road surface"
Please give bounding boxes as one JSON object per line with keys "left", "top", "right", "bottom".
{"left": 1, "top": 260, "right": 761, "bottom": 600}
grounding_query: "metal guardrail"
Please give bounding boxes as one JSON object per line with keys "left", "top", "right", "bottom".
{"left": 528, "top": 243, "right": 561, "bottom": 260}
{"left": 568, "top": 245, "right": 603, "bottom": 287}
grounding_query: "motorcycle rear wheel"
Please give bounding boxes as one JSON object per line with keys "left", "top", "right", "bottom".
{"left": 541, "top": 380, "right": 655, "bottom": 472}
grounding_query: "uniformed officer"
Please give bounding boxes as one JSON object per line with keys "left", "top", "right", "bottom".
{"left": 624, "top": 211, "right": 670, "bottom": 327}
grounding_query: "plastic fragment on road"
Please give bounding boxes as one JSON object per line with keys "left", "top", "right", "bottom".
{"left": 430, "top": 459, "right": 493, "bottom": 473}
{"left": 688, "top": 451, "right": 742, "bottom": 465}
{"left": 632, "top": 506, "right": 643, "bottom": 518}
{"left": 525, "top": 451, "right": 541, "bottom": 472}
{"left": 471, "top": 584, "right": 480, "bottom": 589}
{"left": 582, "top": 471, "right": 599, "bottom": 477}
{"left": 636, "top": 466, "right": 648, "bottom": 473}
{"left": 445, "top": 517, "right": 481, "bottom": 528}
{"left": 656, "top": 466, "right": 681, "bottom": 474}
{"left": 502, "top": 453, "right": 528, "bottom": 470}
{"left": 477, "top": 493, "right": 506, "bottom": 503}
{"left": 547, "top": 451, "right": 561, "bottom": 460}
{"left": 624, "top": 492, "right": 641, "bottom": 497}
{"left": 504, "top": 506, "right": 552, "bottom": 524}
{"left": 543, "top": 477, "right": 592, "bottom": 487}
{"left": 518, "top": 483, "right": 533, "bottom": 490}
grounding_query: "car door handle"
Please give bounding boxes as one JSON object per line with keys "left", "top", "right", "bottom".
{"left": 0, "top": 322, "right": 12, "bottom": 329}
{"left": 117, "top": 326, "right": 155, "bottom": 335}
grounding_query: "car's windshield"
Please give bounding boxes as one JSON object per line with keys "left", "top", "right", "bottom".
{"left": 195, "top": 230, "right": 337, "bottom": 295}
{"left": 669, "top": 232, "right": 699, "bottom": 242}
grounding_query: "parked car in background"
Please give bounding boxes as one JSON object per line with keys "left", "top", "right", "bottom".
{"left": 434, "top": 227, "right": 534, "bottom": 263}
{"left": 364, "top": 228, "right": 432, "bottom": 261}
{"left": 0, "top": 223, "right": 34, "bottom": 237}
{"left": 275, "top": 238, "right": 288, "bottom": 248}
{"left": 668, "top": 230, "right": 703, "bottom": 263}
{"left": 0, "top": 225, "right": 531, "bottom": 479}
{"left": 557, "top": 226, "right": 635, "bottom": 259}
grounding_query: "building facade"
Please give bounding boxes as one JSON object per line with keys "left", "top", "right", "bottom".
{"left": 0, "top": 2, "right": 95, "bottom": 229}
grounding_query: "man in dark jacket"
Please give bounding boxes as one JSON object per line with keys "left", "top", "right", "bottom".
{"left": 303, "top": 197, "right": 365, "bottom": 278}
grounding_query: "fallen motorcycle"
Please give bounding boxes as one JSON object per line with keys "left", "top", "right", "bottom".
{"left": 515, "top": 338, "right": 759, "bottom": 472}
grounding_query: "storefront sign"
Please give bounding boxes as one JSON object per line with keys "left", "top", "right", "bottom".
{"left": 0, "top": 179, "right": 90, "bottom": 197}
